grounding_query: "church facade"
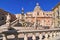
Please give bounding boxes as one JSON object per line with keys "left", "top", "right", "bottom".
{"left": 0, "top": 3, "right": 60, "bottom": 28}
{"left": 15, "top": 3, "right": 60, "bottom": 28}
{"left": 0, "top": 3, "right": 60, "bottom": 40}
{"left": 52, "top": 3, "right": 60, "bottom": 28}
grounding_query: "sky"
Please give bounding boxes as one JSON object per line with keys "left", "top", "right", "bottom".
{"left": 0, "top": 0, "right": 60, "bottom": 14}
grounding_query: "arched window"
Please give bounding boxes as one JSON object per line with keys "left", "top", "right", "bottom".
{"left": 37, "top": 12, "right": 39, "bottom": 15}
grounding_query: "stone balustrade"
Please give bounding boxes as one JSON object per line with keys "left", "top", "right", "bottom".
{"left": 0, "top": 27, "right": 60, "bottom": 40}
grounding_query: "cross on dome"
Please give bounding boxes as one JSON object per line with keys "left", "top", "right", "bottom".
{"left": 22, "top": 8, "right": 24, "bottom": 10}
{"left": 36, "top": 3, "right": 39, "bottom": 6}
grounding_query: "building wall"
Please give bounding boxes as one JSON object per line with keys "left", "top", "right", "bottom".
{"left": 0, "top": 9, "right": 16, "bottom": 26}
{"left": 15, "top": 3, "right": 54, "bottom": 28}
{"left": 14, "top": 3, "right": 60, "bottom": 28}
{"left": 25, "top": 11, "right": 53, "bottom": 28}
{"left": 53, "top": 3, "right": 60, "bottom": 28}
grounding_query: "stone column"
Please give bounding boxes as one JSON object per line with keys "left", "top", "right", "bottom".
{"left": 44, "top": 33, "right": 48, "bottom": 40}
{"left": 34, "top": 12, "right": 37, "bottom": 29}
{"left": 39, "top": 33, "right": 42, "bottom": 40}
{"left": 32, "top": 34, "right": 36, "bottom": 40}
{"left": 24, "top": 34, "right": 27, "bottom": 40}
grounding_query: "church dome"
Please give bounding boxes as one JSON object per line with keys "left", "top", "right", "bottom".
{"left": 34, "top": 3, "right": 41, "bottom": 11}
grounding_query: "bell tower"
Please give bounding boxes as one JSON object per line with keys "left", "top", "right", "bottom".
{"left": 21, "top": 8, "right": 25, "bottom": 20}
{"left": 21, "top": 8, "right": 25, "bottom": 26}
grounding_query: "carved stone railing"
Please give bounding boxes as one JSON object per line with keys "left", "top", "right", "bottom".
{"left": 1, "top": 28, "right": 60, "bottom": 40}
{"left": 10, "top": 19, "right": 18, "bottom": 26}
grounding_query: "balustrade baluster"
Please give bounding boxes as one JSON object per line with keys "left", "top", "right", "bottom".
{"left": 39, "top": 33, "right": 42, "bottom": 40}
{"left": 24, "top": 34, "right": 27, "bottom": 40}
{"left": 32, "top": 34, "right": 36, "bottom": 40}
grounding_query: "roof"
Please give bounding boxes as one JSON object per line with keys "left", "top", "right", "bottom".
{"left": 0, "top": 9, "right": 17, "bottom": 22}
